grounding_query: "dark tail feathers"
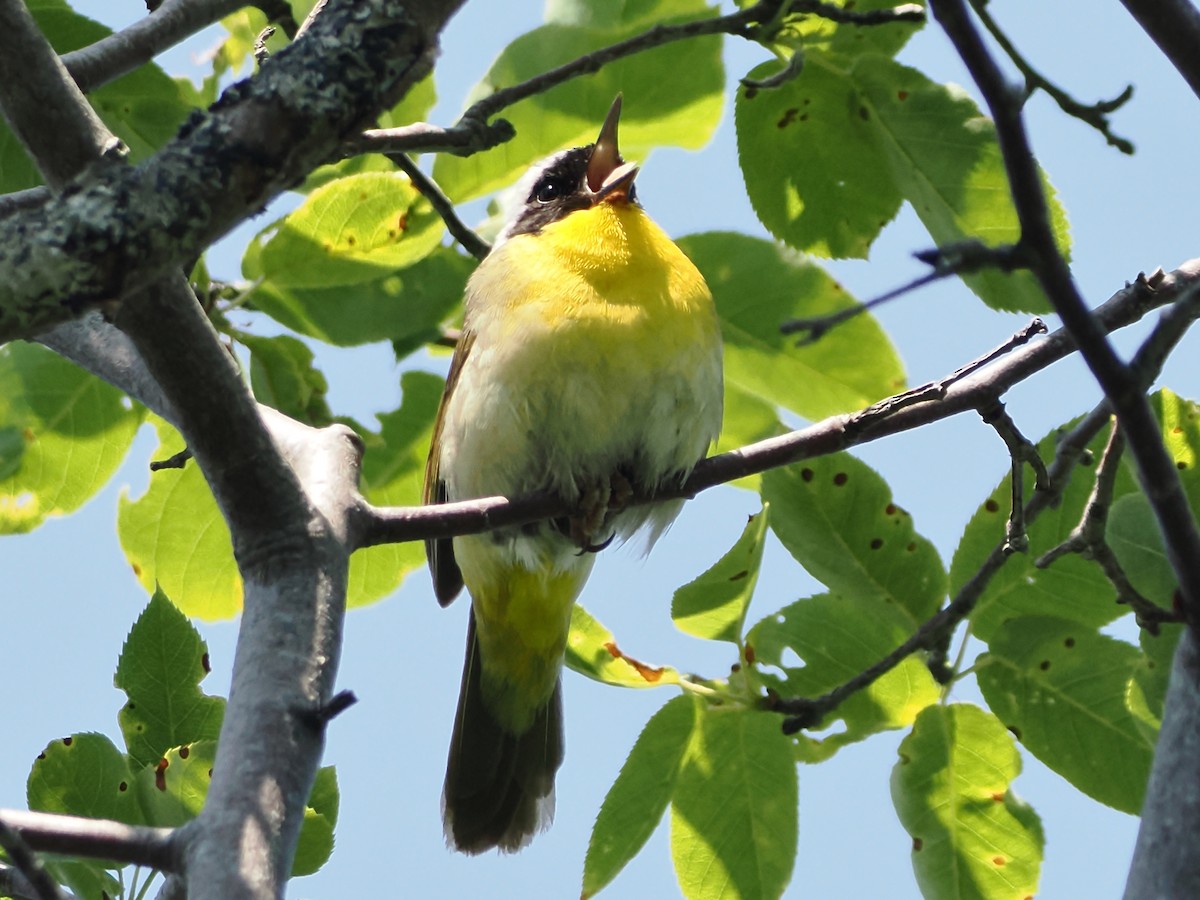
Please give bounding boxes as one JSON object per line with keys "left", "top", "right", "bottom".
{"left": 442, "top": 609, "right": 564, "bottom": 853}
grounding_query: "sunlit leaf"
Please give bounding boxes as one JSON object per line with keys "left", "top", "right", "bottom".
{"left": 0, "top": 342, "right": 142, "bottom": 534}
{"left": 892, "top": 704, "right": 1044, "bottom": 900}
{"left": 118, "top": 417, "right": 242, "bottom": 620}
{"left": 977, "top": 616, "right": 1153, "bottom": 814}
{"left": 746, "top": 593, "right": 939, "bottom": 760}
{"left": 672, "top": 505, "right": 767, "bottom": 643}
{"left": 567, "top": 603, "right": 681, "bottom": 688}
{"left": 27, "top": 732, "right": 142, "bottom": 825}
{"left": 763, "top": 453, "right": 946, "bottom": 622}
{"left": 114, "top": 589, "right": 225, "bottom": 770}
{"left": 670, "top": 705, "right": 797, "bottom": 899}
{"left": 434, "top": 1, "right": 723, "bottom": 202}
{"left": 257, "top": 172, "right": 444, "bottom": 289}
{"left": 583, "top": 695, "right": 696, "bottom": 897}
{"left": 680, "top": 232, "right": 905, "bottom": 421}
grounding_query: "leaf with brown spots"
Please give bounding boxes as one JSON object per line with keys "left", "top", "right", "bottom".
{"left": 566, "top": 604, "right": 681, "bottom": 689}
{"left": 672, "top": 505, "right": 769, "bottom": 644}
{"left": 977, "top": 616, "right": 1152, "bottom": 813}
{"left": 763, "top": 451, "right": 946, "bottom": 623}
{"left": 114, "top": 588, "right": 225, "bottom": 770}
{"left": 892, "top": 704, "right": 1044, "bottom": 900}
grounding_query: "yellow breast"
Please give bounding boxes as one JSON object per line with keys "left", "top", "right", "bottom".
{"left": 442, "top": 200, "right": 723, "bottom": 517}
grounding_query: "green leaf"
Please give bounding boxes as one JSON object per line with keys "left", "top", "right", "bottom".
{"left": 257, "top": 172, "right": 445, "bottom": 288}
{"left": 852, "top": 55, "right": 1066, "bottom": 313}
{"left": 0, "top": 342, "right": 142, "bottom": 533}
{"left": 736, "top": 56, "right": 902, "bottom": 259}
{"left": 27, "top": 732, "right": 143, "bottom": 825}
{"left": 736, "top": 51, "right": 1068, "bottom": 313}
{"left": 346, "top": 371, "right": 442, "bottom": 607}
{"left": 135, "top": 740, "right": 217, "bottom": 827}
{"left": 292, "top": 767, "right": 339, "bottom": 877}
{"left": 762, "top": 453, "right": 946, "bottom": 622}
{"left": 114, "top": 589, "right": 225, "bottom": 770}
{"left": 891, "top": 704, "right": 1044, "bottom": 900}
{"left": 1, "top": 1, "right": 191, "bottom": 191}
{"left": 249, "top": 246, "right": 471, "bottom": 349}
{"left": 1107, "top": 493, "right": 1178, "bottom": 609}
{"left": 1108, "top": 389, "right": 1200, "bottom": 609}
{"left": 672, "top": 506, "right": 768, "bottom": 643}
{"left": 305, "top": 75, "right": 438, "bottom": 189}
{"left": 583, "top": 695, "right": 696, "bottom": 897}
{"left": 213, "top": 8, "right": 283, "bottom": 78}
{"left": 746, "top": 593, "right": 939, "bottom": 760}
{"left": 670, "top": 706, "right": 797, "bottom": 900}
{"left": 434, "top": 4, "right": 723, "bottom": 203}
{"left": 566, "top": 603, "right": 681, "bottom": 688}
{"left": 1127, "top": 624, "right": 1181, "bottom": 741}
{"left": 680, "top": 233, "right": 905, "bottom": 420}
{"left": 546, "top": 0, "right": 710, "bottom": 29}
{"left": 783, "top": 0, "right": 922, "bottom": 58}
{"left": 45, "top": 860, "right": 122, "bottom": 900}
{"left": 243, "top": 334, "right": 333, "bottom": 426}
{"left": 976, "top": 617, "right": 1153, "bottom": 814}
{"left": 712, "top": 382, "right": 783, "bottom": 492}
{"left": 950, "top": 420, "right": 1138, "bottom": 642}
{"left": 118, "top": 417, "right": 242, "bottom": 620}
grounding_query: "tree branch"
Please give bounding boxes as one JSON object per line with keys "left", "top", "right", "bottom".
{"left": 0, "top": 816, "right": 66, "bottom": 900}
{"left": 770, "top": 272, "right": 1200, "bottom": 729}
{"left": 1118, "top": 0, "right": 1200, "bottom": 105}
{"left": 388, "top": 152, "right": 489, "bottom": 260}
{"left": 968, "top": 0, "right": 1134, "bottom": 153}
{"left": 0, "top": 0, "right": 116, "bottom": 190}
{"left": 0, "top": 0, "right": 458, "bottom": 342}
{"left": 0, "top": 3, "right": 463, "bottom": 898}
{"left": 347, "top": 0, "right": 925, "bottom": 159}
{"left": 356, "top": 260, "right": 1200, "bottom": 548}
{"left": 1035, "top": 423, "right": 1178, "bottom": 630}
{"left": 930, "top": 0, "right": 1200, "bottom": 631}
{"left": 60, "top": 0, "right": 246, "bottom": 94}
{"left": 0, "top": 809, "right": 176, "bottom": 873}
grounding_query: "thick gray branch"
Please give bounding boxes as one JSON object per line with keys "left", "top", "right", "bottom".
{"left": 0, "top": 0, "right": 114, "bottom": 189}
{"left": 1119, "top": 0, "right": 1200, "bottom": 104}
{"left": 1125, "top": 630, "right": 1200, "bottom": 899}
{"left": 61, "top": 0, "right": 247, "bottom": 94}
{"left": 0, "top": 0, "right": 459, "bottom": 342}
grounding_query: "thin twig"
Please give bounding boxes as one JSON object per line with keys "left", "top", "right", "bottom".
{"left": 60, "top": 0, "right": 246, "bottom": 94}
{"left": 388, "top": 153, "right": 489, "bottom": 260}
{"left": 979, "top": 398, "right": 1050, "bottom": 553}
{"left": 1037, "top": 424, "right": 1177, "bottom": 631}
{"left": 769, "top": 398, "right": 1119, "bottom": 731}
{"left": 0, "top": 809, "right": 177, "bottom": 873}
{"left": 355, "top": 260, "right": 1198, "bottom": 550}
{"left": 969, "top": 0, "right": 1134, "bottom": 153}
{"left": 294, "top": 0, "right": 329, "bottom": 40}
{"left": 0, "top": 818, "right": 66, "bottom": 900}
{"left": 768, "top": 271, "right": 1200, "bottom": 731}
{"left": 931, "top": 0, "right": 1200, "bottom": 630}
{"left": 347, "top": 0, "right": 924, "bottom": 160}
{"left": 781, "top": 240, "right": 1024, "bottom": 343}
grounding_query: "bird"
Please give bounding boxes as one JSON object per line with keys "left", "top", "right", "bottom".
{"left": 423, "top": 95, "right": 723, "bottom": 854}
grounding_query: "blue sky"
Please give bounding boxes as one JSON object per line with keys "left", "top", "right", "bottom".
{"left": 4, "top": 1, "right": 1198, "bottom": 897}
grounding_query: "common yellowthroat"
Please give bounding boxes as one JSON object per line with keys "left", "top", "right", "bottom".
{"left": 424, "top": 96, "right": 723, "bottom": 854}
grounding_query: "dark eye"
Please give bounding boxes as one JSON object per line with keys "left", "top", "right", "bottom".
{"left": 534, "top": 178, "right": 566, "bottom": 203}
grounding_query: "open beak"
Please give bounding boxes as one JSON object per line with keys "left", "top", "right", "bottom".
{"left": 586, "top": 94, "right": 639, "bottom": 202}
